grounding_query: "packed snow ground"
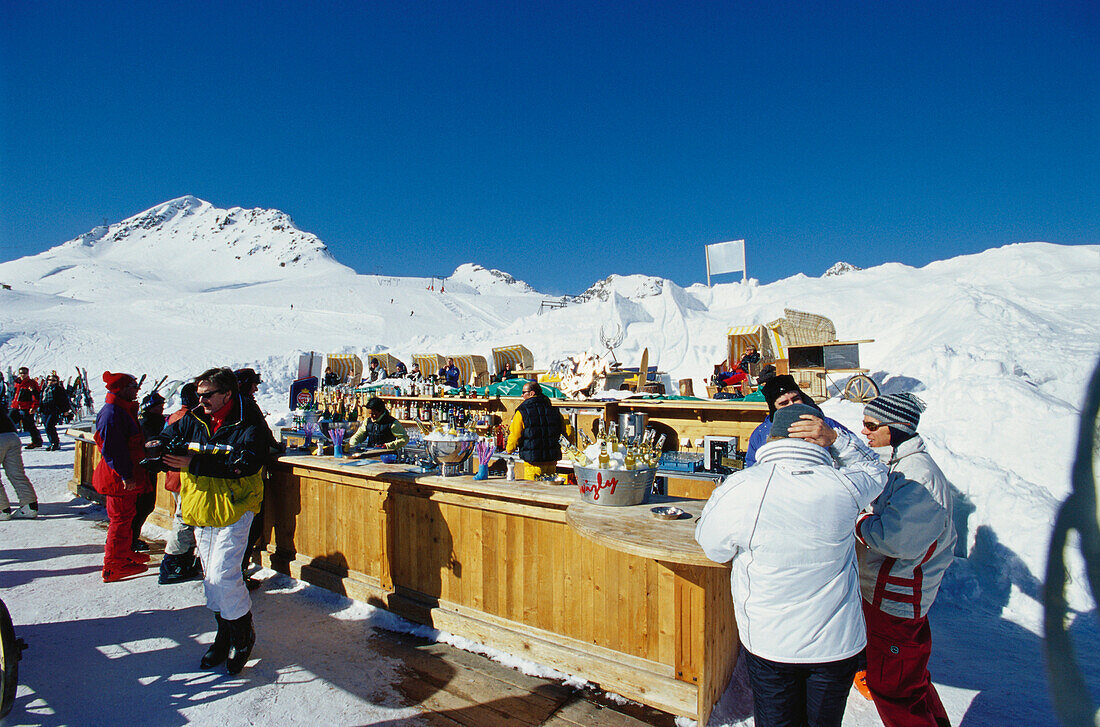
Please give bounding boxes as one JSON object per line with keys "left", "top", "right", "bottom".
{"left": 2, "top": 198, "right": 1099, "bottom": 724}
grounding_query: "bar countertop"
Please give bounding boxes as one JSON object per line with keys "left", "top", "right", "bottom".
{"left": 274, "top": 453, "right": 719, "bottom": 566}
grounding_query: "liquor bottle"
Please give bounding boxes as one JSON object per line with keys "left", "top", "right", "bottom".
{"left": 623, "top": 447, "right": 637, "bottom": 470}
{"left": 608, "top": 422, "right": 620, "bottom": 453}
{"left": 598, "top": 441, "right": 610, "bottom": 468}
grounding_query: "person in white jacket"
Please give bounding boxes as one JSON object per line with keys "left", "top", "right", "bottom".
{"left": 855, "top": 393, "right": 955, "bottom": 727}
{"left": 696, "top": 403, "right": 887, "bottom": 727}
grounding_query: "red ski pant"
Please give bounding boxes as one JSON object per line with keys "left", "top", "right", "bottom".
{"left": 863, "top": 601, "right": 950, "bottom": 727}
{"left": 104, "top": 492, "right": 137, "bottom": 570}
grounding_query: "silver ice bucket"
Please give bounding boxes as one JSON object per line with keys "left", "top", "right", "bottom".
{"left": 424, "top": 436, "right": 477, "bottom": 477}
{"left": 575, "top": 465, "right": 656, "bottom": 506}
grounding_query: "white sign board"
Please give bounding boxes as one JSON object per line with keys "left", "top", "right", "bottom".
{"left": 705, "top": 240, "right": 746, "bottom": 284}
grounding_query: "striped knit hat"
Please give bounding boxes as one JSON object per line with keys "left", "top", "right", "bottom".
{"left": 863, "top": 393, "right": 926, "bottom": 435}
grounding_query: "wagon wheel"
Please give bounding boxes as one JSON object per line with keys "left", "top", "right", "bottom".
{"left": 1, "top": 598, "right": 27, "bottom": 719}
{"left": 842, "top": 374, "right": 879, "bottom": 403}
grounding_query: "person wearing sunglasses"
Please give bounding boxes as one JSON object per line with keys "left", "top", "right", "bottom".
{"left": 854, "top": 393, "right": 955, "bottom": 727}
{"left": 152, "top": 366, "right": 267, "bottom": 675}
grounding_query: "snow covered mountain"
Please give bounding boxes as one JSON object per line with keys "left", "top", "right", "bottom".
{"left": 0, "top": 196, "right": 353, "bottom": 299}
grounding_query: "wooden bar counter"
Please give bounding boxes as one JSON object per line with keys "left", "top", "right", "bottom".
{"left": 67, "top": 428, "right": 739, "bottom": 723}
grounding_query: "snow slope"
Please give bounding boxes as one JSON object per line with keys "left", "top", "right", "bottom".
{"left": 1, "top": 198, "right": 1099, "bottom": 725}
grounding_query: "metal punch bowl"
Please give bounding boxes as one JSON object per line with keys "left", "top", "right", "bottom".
{"left": 575, "top": 465, "right": 656, "bottom": 506}
{"left": 424, "top": 436, "right": 477, "bottom": 476}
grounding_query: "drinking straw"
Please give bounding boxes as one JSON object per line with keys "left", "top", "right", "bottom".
{"left": 330, "top": 427, "right": 346, "bottom": 448}
{"left": 476, "top": 439, "right": 496, "bottom": 466}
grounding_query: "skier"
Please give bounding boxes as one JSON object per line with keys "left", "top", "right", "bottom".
{"left": 153, "top": 367, "right": 266, "bottom": 674}
{"left": 39, "top": 372, "right": 73, "bottom": 450}
{"left": 10, "top": 367, "right": 43, "bottom": 449}
{"left": 0, "top": 405, "right": 39, "bottom": 520}
{"left": 93, "top": 372, "right": 152, "bottom": 582}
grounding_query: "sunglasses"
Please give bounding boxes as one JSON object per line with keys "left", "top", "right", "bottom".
{"left": 862, "top": 420, "right": 895, "bottom": 431}
{"left": 197, "top": 390, "right": 226, "bottom": 400}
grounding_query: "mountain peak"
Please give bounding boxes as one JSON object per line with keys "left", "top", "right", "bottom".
{"left": 447, "top": 263, "right": 536, "bottom": 294}
{"left": 823, "top": 261, "right": 862, "bottom": 277}
{"left": 54, "top": 197, "right": 351, "bottom": 284}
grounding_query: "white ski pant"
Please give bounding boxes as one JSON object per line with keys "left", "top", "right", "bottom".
{"left": 195, "top": 511, "right": 254, "bottom": 621}
{"left": 164, "top": 493, "right": 196, "bottom": 555}
{"left": 0, "top": 432, "right": 37, "bottom": 511}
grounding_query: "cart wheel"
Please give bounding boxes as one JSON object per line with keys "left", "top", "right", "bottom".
{"left": 842, "top": 374, "right": 880, "bottom": 403}
{"left": 1, "top": 597, "right": 27, "bottom": 719}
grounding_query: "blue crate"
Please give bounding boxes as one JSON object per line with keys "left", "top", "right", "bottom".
{"left": 659, "top": 452, "right": 704, "bottom": 473}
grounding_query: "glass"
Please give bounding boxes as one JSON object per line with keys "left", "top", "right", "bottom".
{"left": 862, "top": 420, "right": 894, "bottom": 431}
{"left": 197, "top": 390, "right": 225, "bottom": 400}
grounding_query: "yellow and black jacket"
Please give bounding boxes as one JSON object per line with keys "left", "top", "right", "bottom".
{"left": 157, "top": 395, "right": 266, "bottom": 528}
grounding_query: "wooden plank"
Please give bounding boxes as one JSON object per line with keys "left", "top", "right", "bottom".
{"left": 549, "top": 515, "right": 565, "bottom": 636}
{"left": 548, "top": 695, "right": 677, "bottom": 727}
{"left": 482, "top": 509, "right": 499, "bottom": 617}
{"left": 383, "top": 592, "right": 697, "bottom": 718}
{"left": 378, "top": 632, "right": 572, "bottom": 726}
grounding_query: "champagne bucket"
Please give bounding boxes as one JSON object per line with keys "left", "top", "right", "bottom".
{"left": 424, "top": 436, "right": 477, "bottom": 477}
{"left": 575, "top": 465, "right": 655, "bottom": 506}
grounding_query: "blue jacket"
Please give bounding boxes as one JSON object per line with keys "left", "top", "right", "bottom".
{"left": 744, "top": 414, "right": 851, "bottom": 467}
{"left": 439, "top": 365, "right": 461, "bottom": 388}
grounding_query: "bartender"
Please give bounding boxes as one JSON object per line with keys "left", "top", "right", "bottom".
{"left": 505, "top": 381, "right": 566, "bottom": 478}
{"left": 349, "top": 397, "right": 409, "bottom": 451}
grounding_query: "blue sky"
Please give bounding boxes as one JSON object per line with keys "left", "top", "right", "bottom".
{"left": 2, "top": 1, "right": 1096, "bottom": 294}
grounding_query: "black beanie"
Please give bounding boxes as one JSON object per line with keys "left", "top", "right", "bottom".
{"left": 762, "top": 374, "right": 806, "bottom": 415}
{"left": 180, "top": 382, "right": 199, "bottom": 409}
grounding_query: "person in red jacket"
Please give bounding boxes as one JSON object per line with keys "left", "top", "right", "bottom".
{"left": 93, "top": 371, "right": 153, "bottom": 582}
{"left": 11, "top": 367, "right": 43, "bottom": 449}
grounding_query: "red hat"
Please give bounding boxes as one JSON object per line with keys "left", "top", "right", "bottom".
{"left": 102, "top": 371, "right": 137, "bottom": 393}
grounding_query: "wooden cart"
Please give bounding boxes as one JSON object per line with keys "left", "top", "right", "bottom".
{"left": 787, "top": 339, "right": 879, "bottom": 402}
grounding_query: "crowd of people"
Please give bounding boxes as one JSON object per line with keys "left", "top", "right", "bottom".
{"left": 0, "top": 364, "right": 280, "bottom": 675}
{"left": 2, "top": 354, "right": 955, "bottom": 722}
{"left": 0, "top": 366, "right": 92, "bottom": 451}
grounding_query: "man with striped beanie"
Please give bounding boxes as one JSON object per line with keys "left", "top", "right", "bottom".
{"left": 856, "top": 393, "right": 956, "bottom": 727}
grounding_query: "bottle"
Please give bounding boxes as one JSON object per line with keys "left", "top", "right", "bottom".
{"left": 623, "top": 447, "right": 636, "bottom": 470}
{"left": 559, "top": 435, "right": 591, "bottom": 466}
{"left": 598, "top": 441, "right": 610, "bottom": 469}
{"left": 608, "top": 422, "right": 620, "bottom": 453}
